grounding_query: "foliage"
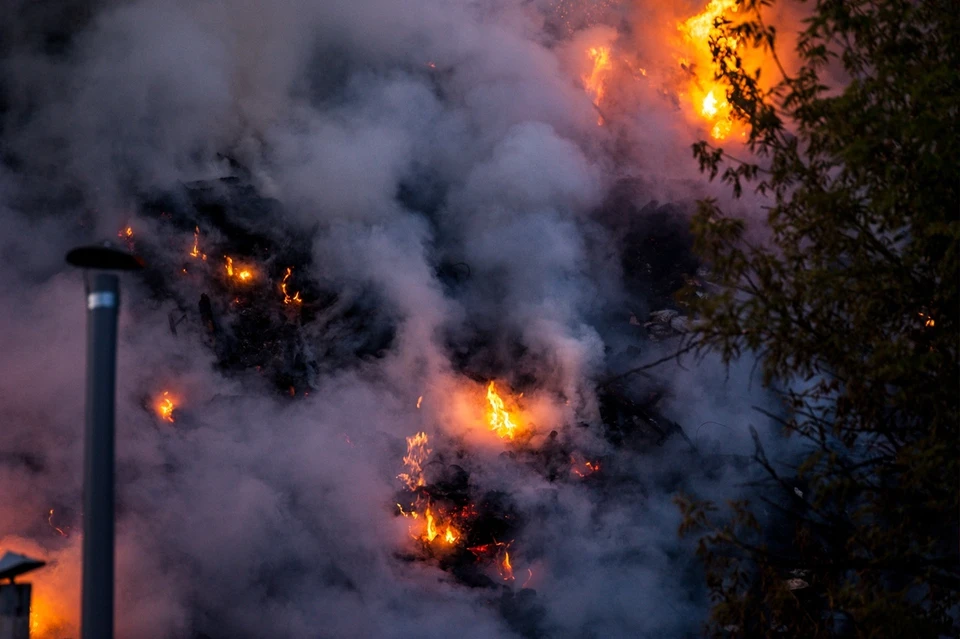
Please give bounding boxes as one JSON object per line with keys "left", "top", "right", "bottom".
{"left": 678, "top": 0, "right": 960, "bottom": 636}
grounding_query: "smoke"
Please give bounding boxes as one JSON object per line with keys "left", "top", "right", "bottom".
{"left": 0, "top": 1, "right": 792, "bottom": 637}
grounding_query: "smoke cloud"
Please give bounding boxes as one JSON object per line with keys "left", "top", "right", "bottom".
{"left": 0, "top": 1, "right": 791, "bottom": 637}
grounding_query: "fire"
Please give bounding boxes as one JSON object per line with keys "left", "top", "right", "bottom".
{"left": 225, "top": 256, "right": 254, "bottom": 283}
{"left": 156, "top": 391, "right": 176, "bottom": 422}
{"left": 416, "top": 395, "right": 423, "bottom": 409}
{"left": 280, "top": 267, "right": 302, "bottom": 305}
{"left": 118, "top": 226, "right": 133, "bottom": 239}
{"left": 486, "top": 381, "right": 520, "bottom": 440}
{"left": 398, "top": 431, "right": 430, "bottom": 490}
{"left": 571, "top": 458, "right": 601, "bottom": 478}
{"left": 678, "top": 0, "right": 740, "bottom": 140}
{"left": 919, "top": 312, "right": 935, "bottom": 328}
{"left": 29, "top": 594, "right": 66, "bottom": 639}
{"left": 47, "top": 509, "right": 66, "bottom": 537}
{"left": 584, "top": 46, "right": 612, "bottom": 104}
{"left": 189, "top": 226, "right": 207, "bottom": 260}
{"left": 583, "top": 46, "right": 612, "bottom": 125}
{"left": 499, "top": 551, "right": 515, "bottom": 581}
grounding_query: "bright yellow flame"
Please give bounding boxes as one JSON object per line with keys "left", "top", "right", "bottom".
{"left": 444, "top": 525, "right": 459, "bottom": 544}
{"left": 425, "top": 507, "right": 438, "bottom": 542}
{"left": 679, "top": 0, "right": 740, "bottom": 140}
{"left": 486, "top": 381, "right": 520, "bottom": 440}
{"left": 156, "top": 391, "right": 176, "bottom": 422}
{"left": 225, "top": 256, "right": 254, "bottom": 283}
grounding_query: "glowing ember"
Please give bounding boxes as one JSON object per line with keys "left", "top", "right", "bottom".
{"left": 571, "top": 456, "right": 601, "bottom": 478}
{"left": 523, "top": 568, "right": 534, "bottom": 588}
{"left": 118, "top": 226, "right": 133, "bottom": 239}
{"left": 280, "top": 267, "right": 303, "bottom": 305}
{"left": 398, "top": 431, "right": 430, "bottom": 490}
{"left": 486, "top": 381, "right": 520, "bottom": 440}
{"left": 156, "top": 391, "right": 176, "bottom": 422}
{"left": 919, "top": 312, "right": 935, "bottom": 328}
{"left": 47, "top": 508, "right": 66, "bottom": 537}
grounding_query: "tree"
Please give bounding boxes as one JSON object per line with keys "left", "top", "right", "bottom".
{"left": 676, "top": 0, "right": 960, "bottom": 636}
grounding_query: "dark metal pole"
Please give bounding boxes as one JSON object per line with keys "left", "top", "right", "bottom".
{"left": 81, "top": 273, "right": 118, "bottom": 639}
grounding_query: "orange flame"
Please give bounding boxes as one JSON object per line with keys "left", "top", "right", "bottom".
{"left": 189, "top": 226, "right": 207, "bottom": 260}
{"left": 118, "top": 226, "right": 133, "bottom": 239}
{"left": 416, "top": 395, "right": 423, "bottom": 409}
{"left": 678, "top": 0, "right": 740, "bottom": 140}
{"left": 398, "top": 431, "right": 430, "bottom": 490}
{"left": 499, "top": 551, "right": 515, "bottom": 581}
{"left": 583, "top": 46, "right": 612, "bottom": 125}
{"left": 156, "top": 391, "right": 176, "bottom": 423}
{"left": 486, "top": 381, "right": 520, "bottom": 440}
{"left": 29, "top": 594, "right": 66, "bottom": 639}
{"left": 281, "top": 267, "right": 303, "bottom": 305}
{"left": 225, "top": 256, "right": 254, "bottom": 283}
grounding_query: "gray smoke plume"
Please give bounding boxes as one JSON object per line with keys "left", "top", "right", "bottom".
{"left": 0, "top": 1, "right": 791, "bottom": 637}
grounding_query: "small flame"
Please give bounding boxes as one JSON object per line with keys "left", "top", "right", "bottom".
{"left": 281, "top": 267, "right": 303, "bottom": 305}
{"left": 156, "top": 391, "right": 176, "bottom": 423}
{"left": 398, "top": 431, "right": 431, "bottom": 490}
{"left": 47, "top": 508, "right": 66, "bottom": 537}
{"left": 571, "top": 454, "right": 601, "bottom": 478}
{"left": 225, "top": 256, "right": 254, "bottom": 283}
{"left": 486, "top": 381, "right": 520, "bottom": 440}
{"left": 190, "top": 226, "right": 201, "bottom": 258}
{"left": 118, "top": 226, "right": 133, "bottom": 239}
{"left": 416, "top": 395, "right": 423, "bottom": 409}
{"left": 919, "top": 312, "right": 935, "bottom": 328}
{"left": 500, "top": 551, "right": 515, "bottom": 581}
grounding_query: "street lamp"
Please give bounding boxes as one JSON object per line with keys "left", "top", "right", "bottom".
{"left": 65, "top": 242, "right": 142, "bottom": 639}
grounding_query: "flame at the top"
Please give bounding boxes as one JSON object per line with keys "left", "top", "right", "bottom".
{"left": 486, "top": 381, "right": 520, "bottom": 440}
{"left": 678, "top": 0, "right": 740, "bottom": 140}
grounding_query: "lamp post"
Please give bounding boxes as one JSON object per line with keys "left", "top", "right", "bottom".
{"left": 66, "top": 243, "right": 142, "bottom": 639}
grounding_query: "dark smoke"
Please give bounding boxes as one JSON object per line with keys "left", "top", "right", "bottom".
{"left": 0, "top": 2, "right": 790, "bottom": 637}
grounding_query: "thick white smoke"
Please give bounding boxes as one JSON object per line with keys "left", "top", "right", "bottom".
{"left": 0, "top": 1, "right": 789, "bottom": 637}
